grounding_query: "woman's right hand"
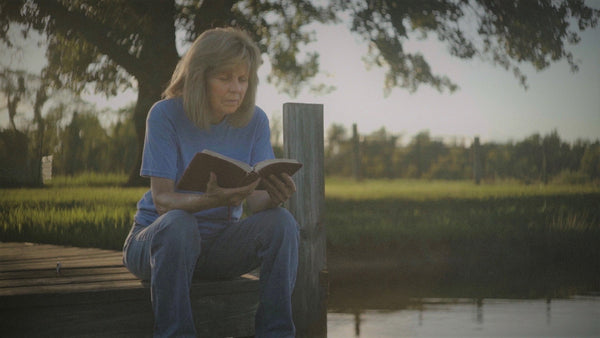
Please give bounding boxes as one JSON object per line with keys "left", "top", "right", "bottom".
{"left": 205, "top": 172, "right": 260, "bottom": 208}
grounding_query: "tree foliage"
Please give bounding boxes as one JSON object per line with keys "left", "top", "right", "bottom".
{"left": 336, "top": 0, "right": 599, "bottom": 93}
{"left": 1, "top": 0, "right": 598, "bottom": 185}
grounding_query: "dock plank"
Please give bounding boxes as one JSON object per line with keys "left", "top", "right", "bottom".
{"left": 0, "top": 271, "right": 138, "bottom": 289}
{"left": 0, "top": 266, "right": 128, "bottom": 280}
{"left": 0, "top": 256, "right": 124, "bottom": 272}
{"left": 0, "top": 243, "right": 121, "bottom": 260}
{"left": 0, "top": 242, "right": 259, "bottom": 337}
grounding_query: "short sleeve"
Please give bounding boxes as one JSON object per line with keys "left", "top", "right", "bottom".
{"left": 250, "top": 108, "right": 275, "bottom": 165}
{"left": 140, "top": 102, "right": 179, "bottom": 180}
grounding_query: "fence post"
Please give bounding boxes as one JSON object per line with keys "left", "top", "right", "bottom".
{"left": 283, "top": 103, "right": 327, "bottom": 338}
{"left": 352, "top": 123, "right": 362, "bottom": 181}
{"left": 473, "top": 136, "right": 481, "bottom": 184}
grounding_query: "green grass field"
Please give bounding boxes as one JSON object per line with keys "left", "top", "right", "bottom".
{"left": 325, "top": 177, "right": 600, "bottom": 200}
{"left": 1, "top": 176, "right": 599, "bottom": 288}
{"left": 325, "top": 178, "right": 600, "bottom": 249}
{"left": 1, "top": 185, "right": 146, "bottom": 249}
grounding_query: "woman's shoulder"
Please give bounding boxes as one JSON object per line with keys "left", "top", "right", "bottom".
{"left": 235, "top": 105, "right": 269, "bottom": 132}
{"left": 150, "top": 98, "right": 183, "bottom": 112}
{"left": 148, "top": 98, "right": 184, "bottom": 121}
{"left": 250, "top": 105, "right": 268, "bottom": 124}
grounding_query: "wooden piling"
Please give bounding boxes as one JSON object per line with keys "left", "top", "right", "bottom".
{"left": 283, "top": 103, "right": 327, "bottom": 338}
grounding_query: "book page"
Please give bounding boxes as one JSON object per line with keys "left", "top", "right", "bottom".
{"left": 253, "top": 158, "right": 301, "bottom": 172}
{"left": 254, "top": 159, "right": 302, "bottom": 179}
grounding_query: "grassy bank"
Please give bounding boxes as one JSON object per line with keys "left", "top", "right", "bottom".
{"left": 1, "top": 176, "right": 599, "bottom": 293}
{"left": 325, "top": 178, "right": 600, "bottom": 297}
{"left": 326, "top": 179, "right": 600, "bottom": 252}
{"left": 1, "top": 180, "right": 146, "bottom": 249}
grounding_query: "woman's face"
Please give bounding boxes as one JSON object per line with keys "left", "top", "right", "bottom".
{"left": 207, "top": 63, "right": 249, "bottom": 124}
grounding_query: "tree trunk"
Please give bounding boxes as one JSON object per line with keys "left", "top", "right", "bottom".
{"left": 125, "top": 59, "right": 179, "bottom": 186}
{"left": 125, "top": 1, "right": 180, "bottom": 187}
{"left": 126, "top": 81, "right": 157, "bottom": 187}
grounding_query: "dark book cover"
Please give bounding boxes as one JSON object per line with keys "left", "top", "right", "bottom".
{"left": 176, "top": 150, "right": 302, "bottom": 192}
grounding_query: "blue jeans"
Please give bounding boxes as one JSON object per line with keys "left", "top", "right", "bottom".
{"left": 122, "top": 208, "right": 299, "bottom": 338}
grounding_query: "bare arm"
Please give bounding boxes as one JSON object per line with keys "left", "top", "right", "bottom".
{"left": 152, "top": 173, "right": 260, "bottom": 215}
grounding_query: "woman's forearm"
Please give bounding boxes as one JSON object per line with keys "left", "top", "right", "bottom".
{"left": 153, "top": 191, "right": 220, "bottom": 215}
{"left": 246, "top": 190, "right": 278, "bottom": 214}
{"left": 151, "top": 175, "right": 261, "bottom": 215}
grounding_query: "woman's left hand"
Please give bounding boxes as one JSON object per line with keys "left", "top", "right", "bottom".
{"left": 262, "top": 173, "right": 297, "bottom": 206}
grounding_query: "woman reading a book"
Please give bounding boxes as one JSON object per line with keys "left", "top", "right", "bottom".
{"left": 122, "top": 27, "right": 299, "bottom": 338}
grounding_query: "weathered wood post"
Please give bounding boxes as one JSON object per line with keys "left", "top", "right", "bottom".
{"left": 283, "top": 103, "right": 327, "bottom": 337}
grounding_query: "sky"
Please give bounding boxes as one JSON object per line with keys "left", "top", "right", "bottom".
{"left": 254, "top": 21, "right": 600, "bottom": 145}
{"left": 1, "top": 7, "right": 599, "bottom": 146}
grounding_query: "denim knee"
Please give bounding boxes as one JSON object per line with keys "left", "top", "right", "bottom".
{"left": 152, "top": 209, "right": 201, "bottom": 253}
{"left": 259, "top": 207, "right": 299, "bottom": 245}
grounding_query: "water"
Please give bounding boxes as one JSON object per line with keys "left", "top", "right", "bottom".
{"left": 325, "top": 250, "right": 599, "bottom": 337}
{"left": 328, "top": 295, "right": 600, "bottom": 337}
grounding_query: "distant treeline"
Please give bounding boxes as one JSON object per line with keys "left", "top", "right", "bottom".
{"left": 1, "top": 106, "right": 598, "bottom": 187}
{"left": 0, "top": 105, "right": 137, "bottom": 187}
{"left": 323, "top": 124, "right": 599, "bottom": 184}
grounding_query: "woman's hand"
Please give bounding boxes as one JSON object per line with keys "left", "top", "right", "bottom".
{"left": 205, "top": 172, "right": 260, "bottom": 208}
{"left": 261, "top": 173, "right": 297, "bottom": 206}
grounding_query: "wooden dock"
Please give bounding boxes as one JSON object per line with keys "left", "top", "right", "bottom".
{"left": 0, "top": 242, "right": 259, "bottom": 337}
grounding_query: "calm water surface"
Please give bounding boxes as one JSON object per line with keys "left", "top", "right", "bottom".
{"left": 328, "top": 295, "right": 600, "bottom": 337}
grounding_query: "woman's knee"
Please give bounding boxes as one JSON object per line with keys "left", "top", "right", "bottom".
{"left": 123, "top": 210, "right": 199, "bottom": 278}
{"left": 263, "top": 207, "right": 299, "bottom": 241}
{"left": 153, "top": 209, "right": 200, "bottom": 248}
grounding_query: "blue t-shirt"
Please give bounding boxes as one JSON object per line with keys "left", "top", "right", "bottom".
{"left": 134, "top": 98, "right": 274, "bottom": 227}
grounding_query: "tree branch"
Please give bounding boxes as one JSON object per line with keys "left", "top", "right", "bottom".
{"left": 34, "top": 0, "right": 145, "bottom": 78}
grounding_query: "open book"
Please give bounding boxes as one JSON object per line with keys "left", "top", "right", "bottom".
{"left": 176, "top": 149, "right": 302, "bottom": 192}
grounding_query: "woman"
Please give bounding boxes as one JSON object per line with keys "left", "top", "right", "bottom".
{"left": 122, "top": 27, "right": 299, "bottom": 338}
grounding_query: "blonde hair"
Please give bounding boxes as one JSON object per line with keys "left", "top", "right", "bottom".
{"left": 163, "top": 27, "right": 261, "bottom": 129}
